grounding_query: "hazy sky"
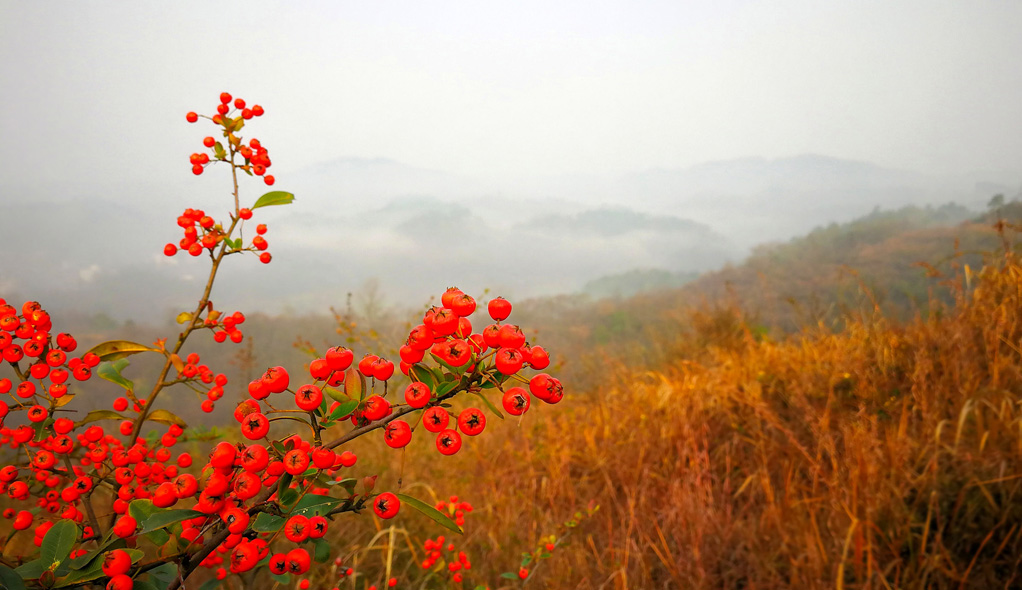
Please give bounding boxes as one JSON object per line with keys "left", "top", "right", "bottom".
{"left": 2, "top": 0, "right": 1022, "bottom": 197}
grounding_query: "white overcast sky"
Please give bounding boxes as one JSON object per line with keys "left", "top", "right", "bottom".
{"left": 2, "top": 0, "right": 1022, "bottom": 196}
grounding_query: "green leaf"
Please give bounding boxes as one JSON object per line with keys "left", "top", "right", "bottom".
{"left": 40, "top": 519, "right": 79, "bottom": 571}
{"left": 327, "top": 478, "right": 357, "bottom": 494}
{"left": 198, "top": 578, "right": 223, "bottom": 590}
{"left": 146, "top": 563, "right": 178, "bottom": 587}
{"left": 97, "top": 359, "right": 134, "bottom": 392}
{"left": 32, "top": 417, "right": 54, "bottom": 441}
{"left": 395, "top": 493, "right": 463, "bottom": 534}
{"left": 137, "top": 509, "right": 204, "bottom": 534}
{"left": 85, "top": 340, "right": 157, "bottom": 362}
{"left": 472, "top": 391, "right": 505, "bottom": 420}
{"left": 435, "top": 381, "right": 459, "bottom": 397}
{"left": 343, "top": 367, "right": 365, "bottom": 402}
{"left": 143, "top": 527, "right": 170, "bottom": 547}
{"left": 145, "top": 409, "right": 187, "bottom": 428}
{"left": 435, "top": 352, "right": 472, "bottom": 376}
{"left": 14, "top": 559, "right": 45, "bottom": 580}
{"left": 270, "top": 572, "right": 291, "bottom": 585}
{"left": 500, "top": 572, "right": 519, "bottom": 580}
{"left": 324, "top": 386, "right": 350, "bottom": 404}
{"left": 129, "top": 500, "right": 159, "bottom": 524}
{"left": 291, "top": 493, "right": 342, "bottom": 516}
{"left": 133, "top": 581, "right": 158, "bottom": 590}
{"left": 67, "top": 533, "right": 122, "bottom": 571}
{"left": 327, "top": 398, "right": 358, "bottom": 420}
{"left": 251, "top": 191, "right": 295, "bottom": 210}
{"left": 55, "top": 547, "right": 141, "bottom": 586}
{"left": 74, "top": 409, "right": 126, "bottom": 428}
{"left": 251, "top": 513, "right": 285, "bottom": 533}
{"left": 276, "top": 473, "right": 293, "bottom": 498}
{"left": 0, "top": 565, "right": 26, "bottom": 590}
{"left": 136, "top": 507, "right": 202, "bottom": 531}
{"left": 313, "top": 538, "right": 331, "bottom": 563}
{"left": 279, "top": 488, "right": 299, "bottom": 507}
{"left": 408, "top": 364, "right": 436, "bottom": 391}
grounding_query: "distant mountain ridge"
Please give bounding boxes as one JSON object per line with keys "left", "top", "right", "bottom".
{"left": 1, "top": 153, "right": 1017, "bottom": 321}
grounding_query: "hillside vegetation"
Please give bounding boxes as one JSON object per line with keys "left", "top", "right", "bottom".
{"left": 302, "top": 224, "right": 1022, "bottom": 589}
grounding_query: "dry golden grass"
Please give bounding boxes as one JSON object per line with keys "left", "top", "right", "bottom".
{"left": 316, "top": 247, "right": 1022, "bottom": 590}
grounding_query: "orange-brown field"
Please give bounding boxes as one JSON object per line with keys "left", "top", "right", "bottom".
{"left": 278, "top": 249, "right": 1022, "bottom": 589}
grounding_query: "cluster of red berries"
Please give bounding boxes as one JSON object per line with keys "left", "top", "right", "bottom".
{"left": 207, "top": 310, "right": 247, "bottom": 344}
{"left": 398, "top": 289, "right": 563, "bottom": 455}
{"left": 168, "top": 351, "right": 230, "bottom": 414}
{"left": 164, "top": 207, "right": 272, "bottom": 264}
{"left": 0, "top": 300, "right": 89, "bottom": 408}
{"left": 186, "top": 93, "right": 275, "bottom": 186}
{"left": 419, "top": 497, "right": 474, "bottom": 583}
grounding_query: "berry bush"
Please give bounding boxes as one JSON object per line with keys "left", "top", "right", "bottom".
{"left": 0, "top": 93, "right": 564, "bottom": 590}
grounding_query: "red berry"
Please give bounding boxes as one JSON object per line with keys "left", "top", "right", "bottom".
{"left": 502, "top": 387, "right": 530, "bottom": 416}
{"left": 373, "top": 492, "right": 400, "bottom": 519}
{"left": 294, "top": 384, "right": 323, "bottom": 411}
{"left": 264, "top": 175, "right": 275, "bottom": 186}
{"left": 102, "top": 549, "right": 132, "bottom": 577}
{"left": 113, "top": 515, "right": 137, "bottom": 538}
{"left": 422, "top": 407, "right": 449, "bottom": 433}
{"left": 457, "top": 408, "right": 486, "bottom": 436}
{"left": 404, "top": 382, "right": 431, "bottom": 409}
{"left": 384, "top": 420, "right": 412, "bottom": 448}
{"left": 186, "top": 112, "right": 198, "bottom": 123}
{"left": 488, "top": 297, "right": 512, "bottom": 321}
{"left": 435, "top": 429, "right": 462, "bottom": 455}
{"left": 220, "top": 92, "right": 232, "bottom": 105}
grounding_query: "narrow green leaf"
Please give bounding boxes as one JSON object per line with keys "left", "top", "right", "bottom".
{"left": 57, "top": 549, "right": 145, "bottom": 587}
{"left": 435, "top": 381, "right": 458, "bottom": 397}
{"left": 327, "top": 398, "right": 357, "bottom": 420}
{"left": 472, "top": 391, "right": 505, "bottom": 420}
{"left": 395, "top": 493, "right": 463, "bottom": 534}
{"left": 32, "top": 417, "right": 54, "bottom": 441}
{"left": 343, "top": 367, "right": 365, "bottom": 402}
{"left": 74, "top": 410, "right": 126, "bottom": 428}
{"left": 133, "top": 581, "right": 159, "bottom": 590}
{"left": 143, "top": 528, "right": 170, "bottom": 547}
{"left": 85, "top": 340, "right": 157, "bottom": 362}
{"left": 276, "top": 473, "right": 293, "bottom": 498}
{"left": 313, "top": 538, "right": 331, "bottom": 563}
{"left": 129, "top": 500, "right": 159, "bottom": 524}
{"left": 500, "top": 572, "right": 519, "bottom": 580}
{"left": 251, "top": 191, "right": 295, "bottom": 209}
{"left": 40, "top": 519, "right": 79, "bottom": 571}
{"left": 145, "top": 410, "right": 187, "bottom": 428}
{"left": 324, "top": 386, "right": 350, "bottom": 404}
{"left": 408, "top": 365, "right": 436, "bottom": 391}
{"left": 291, "top": 493, "right": 342, "bottom": 516}
{"left": 279, "top": 488, "right": 299, "bottom": 507}
{"left": 327, "top": 478, "right": 357, "bottom": 494}
{"left": 137, "top": 509, "right": 204, "bottom": 534}
{"left": 67, "top": 533, "right": 121, "bottom": 571}
{"left": 198, "top": 578, "right": 223, "bottom": 590}
{"left": 0, "top": 565, "right": 26, "bottom": 590}
{"left": 146, "top": 563, "right": 178, "bottom": 587}
{"left": 97, "top": 359, "right": 134, "bottom": 392}
{"left": 270, "top": 573, "right": 291, "bottom": 585}
{"left": 251, "top": 513, "right": 285, "bottom": 533}
{"left": 14, "top": 559, "right": 45, "bottom": 580}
